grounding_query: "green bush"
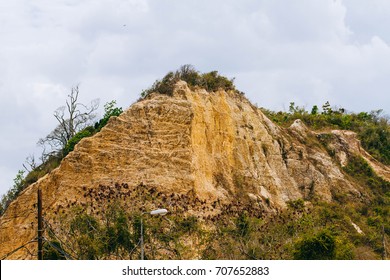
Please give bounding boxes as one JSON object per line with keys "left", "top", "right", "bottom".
{"left": 200, "top": 71, "right": 235, "bottom": 92}
{"left": 235, "top": 213, "right": 250, "bottom": 238}
{"left": 95, "top": 100, "right": 123, "bottom": 131}
{"left": 140, "top": 65, "right": 238, "bottom": 98}
{"left": 63, "top": 126, "right": 95, "bottom": 156}
{"left": 0, "top": 170, "right": 25, "bottom": 216}
{"left": 43, "top": 240, "right": 67, "bottom": 260}
{"left": 24, "top": 155, "right": 61, "bottom": 186}
{"left": 344, "top": 155, "right": 390, "bottom": 194}
{"left": 64, "top": 100, "right": 123, "bottom": 156}
{"left": 293, "top": 229, "right": 336, "bottom": 260}
{"left": 287, "top": 199, "right": 305, "bottom": 211}
{"left": 177, "top": 216, "right": 199, "bottom": 234}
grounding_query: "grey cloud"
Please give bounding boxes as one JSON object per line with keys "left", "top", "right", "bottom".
{"left": 1, "top": 0, "right": 390, "bottom": 196}
{"left": 343, "top": 0, "right": 390, "bottom": 43}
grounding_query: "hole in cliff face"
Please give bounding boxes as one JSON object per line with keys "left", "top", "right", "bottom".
{"left": 232, "top": 173, "right": 258, "bottom": 202}
{"left": 298, "top": 181, "right": 316, "bottom": 200}
{"left": 298, "top": 150, "right": 303, "bottom": 160}
{"left": 308, "top": 181, "right": 315, "bottom": 198}
{"left": 214, "top": 173, "right": 231, "bottom": 193}
{"left": 276, "top": 138, "right": 289, "bottom": 165}
{"left": 262, "top": 143, "right": 269, "bottom": 157}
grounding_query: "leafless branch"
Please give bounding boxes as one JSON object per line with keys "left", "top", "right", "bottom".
{"left": 38, "top": 85, "right": 99, "bottom": 158}
{"left": 23, "top": 155, "right": 37, "bottom": 172}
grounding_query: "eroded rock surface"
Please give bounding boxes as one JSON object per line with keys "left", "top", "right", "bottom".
{"left": 0, "top": 82, "right": 385, "bottom": 259}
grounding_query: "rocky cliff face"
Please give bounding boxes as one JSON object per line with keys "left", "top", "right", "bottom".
{"left": 1, "top": 81, "right": 389, "bottom": 259}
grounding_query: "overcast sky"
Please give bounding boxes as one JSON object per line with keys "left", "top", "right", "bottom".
{"left": 1, "top": 0, "right": 390, "bottom": 197}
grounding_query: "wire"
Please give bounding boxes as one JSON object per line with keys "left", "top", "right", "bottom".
{"left": 42, "top": 237, "right": 74, "bottom": 260}
{"left": 42, "top": 218, "right": 78, "bottom": 259}
{"left": 129, "top": 239, "right": 141, "bottom": 259}
{"left": 1, "top": 238, "right": 37, "bottom": 260}
{"left": 43, "top": 218, "right": 77, "bottom": 257}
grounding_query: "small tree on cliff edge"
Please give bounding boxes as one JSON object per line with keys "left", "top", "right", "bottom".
{"left": 38, "top": 85, "right": 99, "bottom": 159}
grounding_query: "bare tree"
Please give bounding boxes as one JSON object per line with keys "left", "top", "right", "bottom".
{"left": 23, "top": 155, "right": 37, "bottom": 173}
{"left": 38, "top": 85, "right": 99, "bottom": 158}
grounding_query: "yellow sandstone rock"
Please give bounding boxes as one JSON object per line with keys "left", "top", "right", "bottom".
{"left": 1, "top": 81, "right": 388, "bottom": 259}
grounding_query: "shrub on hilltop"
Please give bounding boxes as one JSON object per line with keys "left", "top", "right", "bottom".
{"left": 140, "top": 64, "right": 239, "bottom": 98}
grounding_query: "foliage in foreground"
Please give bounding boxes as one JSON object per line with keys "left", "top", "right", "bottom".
{"left": 43, "top": 203, "right": 201, "bottom": 260}
{"left": 43, "top": 169, "right": 389, "bottom": 261}
{"left": 42, "top": 199, "right": 388, "bottom": 260}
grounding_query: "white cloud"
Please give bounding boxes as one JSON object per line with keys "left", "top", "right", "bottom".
{"left": 0, "top": 0, "right": 390, "bottom": 196}
{"left": 0, "top": 166, "right": 16, "bottom": 196}
{"left": 262, "top": 0, "right": 351, "bottom": 43}
{"left": 343, "top": 0, "right": 390, "bottom": 43}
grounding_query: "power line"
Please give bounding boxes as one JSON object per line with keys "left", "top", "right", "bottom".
{"left": 0, "top": 238, "right": 37, "bottom": 260}
{"left": 42, "top": 218, "right": 78, "bottom": 259}
{"left": 1, "top": 188, "right": 76, "bottom": 260}
{"left": 38, "top": 188, "right": 43, "bottom": 260}
{"left": 42, "top": 237, "right": 74, "bottom": 260}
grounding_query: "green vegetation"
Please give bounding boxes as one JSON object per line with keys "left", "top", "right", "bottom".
{"left": 64, "top": 205, "right": 135, "bottom": 259}
{"left": 64, "top": 100, "right": 123, "bottom": 156}
{"left": 0, "top": 170, "right": 25, "bottom": 215}
{"left": 23, "top": 155, "right": 61, "bottom": 186}
{"left": 44, "top": 188, "right": 387, "bottom": 260}
{"left": 201, "top": 201, "right": 357, "bottom": 260}
{"left": 262, "top": 102, "right": 390, "bottom": 165}
{"left": 43, "top": 202, "right": 202, "bottom": 260}
{"left": 200, "top": 154, "right": 389, "bottom": 260}
{"left": 63, "top": 126, "right": 95, "bottom": 156}
{"left": 344, "top": 155, "right": 390, "bottom": 195}
{"left": 343, "top": 155, "right": 390, "bottom": 245}
{"left": 293, "top": 230, "right": 337, "bottom": 260}
{"left": 38, "top": 86, "right": 99, "bottom": 157}
{"left": 140, "top": 64, "right": 239, "bottom": 98}
{"left": 43, "top": 204, "right": 137, "bottom": 260}
{"left": 94, "top": 100, "right": 124, "bottom": 131}
{"left": 45, "top": 194, "right": 388, "bottom": 260}
{"left": 43, "top": 240, "right": 67, "bottom": 260}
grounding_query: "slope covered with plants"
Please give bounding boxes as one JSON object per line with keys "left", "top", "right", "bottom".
{"left": 262, "top": 102, "right": 389, "bottom": 165}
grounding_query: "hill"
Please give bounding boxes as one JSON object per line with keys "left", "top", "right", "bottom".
{"left": 0, "top": 72, "right": 389, "bottom": 260}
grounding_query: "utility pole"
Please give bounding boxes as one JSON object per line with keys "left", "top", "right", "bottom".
{"left": 37, "top": 188, "right": 43, "bottom": 260}
{"left": 140, "top": 217, "right": 144, "bottom": 260}
{"left": 382, "top": 225, "right": 388, "bottom": 260}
